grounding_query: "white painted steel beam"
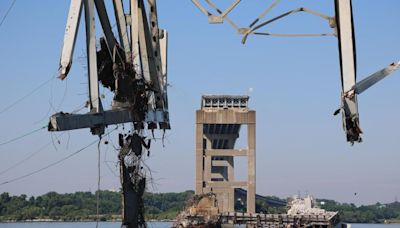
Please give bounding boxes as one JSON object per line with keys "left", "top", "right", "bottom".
{"left": 84, "top": 0, "right": 103, "bottom": 135}
{"left": 113, "top": 0, "right": 131, "bottom": 63}
{"left": 59, "top": 0, "right": 83, "bottom": 80}
{"left": 219, "top": 0, "right": 241, "bottom": 19}
{"left": 160, "top": 30, "right": 168, "bottom": 82}
{"left": 205, "top": 0, "right": 241, "bottom": 23}
{"left": 148, "top": 0, "right": 165, "bottom": 97}
{"left": 335, "top": 0, "right": 361, "bottom": 144}
{"left": 148, "top": 0, "right": 168, "bottom": 113}
{"left": 351, "top": 62, "right": 400, "bottom": 95}
{"left": 135, "top": 0, "right": 152, "bottom": 83}
{"left": 51, "top": 0, "right": 171, "bottom": 136}
{"left": 160, "top": 29, "right": 169, "bottom": 112}
{"left": 191, "top": 0, "right": 211, "bottom": 17}
{"left": 84, "top": 0, "right": 101, "bottom": 113}
{"left": 130, "top": 0, "right": 140, "bottom": 73}
{"left": 94, "top": 0, "right": 120, "bottom": 61}
{"left": 136, "top": 0, "right": 163, "bottom": 110}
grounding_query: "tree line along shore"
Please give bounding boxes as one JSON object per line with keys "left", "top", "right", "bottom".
{"left": 1, "top": 190, "right": 400, "bottom": 224}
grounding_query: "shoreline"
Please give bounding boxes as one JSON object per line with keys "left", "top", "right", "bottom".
{"left": 0, "top": 220, "right": 398, "bottom": 224}
{"left": 0, "top": 219, "right": 176, "bottom": 223}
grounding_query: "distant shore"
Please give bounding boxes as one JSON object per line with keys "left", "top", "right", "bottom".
{"left": 0, "top": 218, "right": 176, "bottom": 223}
{"left": 384, "top": 219, "right": 400, "bottom": 224}
{"left": 1, "top": 191, "right": 400, "bottom": 224}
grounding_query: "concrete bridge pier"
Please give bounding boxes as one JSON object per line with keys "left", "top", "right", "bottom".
{"left": 195, "top": 95, "right": 256, "bottom": 213}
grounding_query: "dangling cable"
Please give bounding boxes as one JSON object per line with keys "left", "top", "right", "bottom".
{"left": 0, "top": 77, "right": 54, "bottom": 115}
{"left": 0, "top": 128, "right": 117, "bottom": 186}
{"left": 0, "top": 125, "right": 46, "bottom": 147}
{"left": 96, "top": 136, "right": 102, "bottom": 228}
{"left": 0, "top": 139, "right": 96, "bottom": 186}
{"left": 0, "top": 0, "right": 17, "bottom": 30}
{"left": 0, "top": 141, "right": 51, "bottom": 176}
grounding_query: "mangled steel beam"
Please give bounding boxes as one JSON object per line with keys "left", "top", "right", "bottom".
{"left": 85, "top": 0, "right": 102, "bottom": 112}
{"left": 94, "top": 0, "right": 122, "bottom": 62}
{"left": 59, "top": 0, "right": 83, "bottom": 79}
{"left": 54, "top": 1, "right": 169, "bottom": 227}
{"left": 334, "top": 0, "right": 361, "bottom": 144}
{"left": 112, "top": 0, "right": 131, "bottom": 63}
{"left": 191, "top": 0, "right": 399, "bottom": 144}
{"left": 119, "top": 134, "right": 148, "bottom": 228}
{"left": 191, "top": 0, "right": 242, "bottom": 24}
{"left": 333, "top": 1, "right": 399, "bottom": 144}
{"left": 52, "top": 0, "right": 170, "bottom": 135}
{"left": 48, "top": 109, "right": 170, "bottom": 132}
{"left": 349, "top": 62, "right": 400, "bottom": 96}
{"left": 160, "top": 29, "right": 169, "bottom": 111}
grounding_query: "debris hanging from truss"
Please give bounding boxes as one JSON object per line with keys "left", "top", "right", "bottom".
{"left": 49, "top": 0, "right": 169, "bottom": 227}
{"left": 191, "top": 0, "right": 399, "bottom": 144}
{"left": 49, "top": 0, "right": 170, "bottom": 136}
{"left": 119, "top": 132, "right": 151, "bottom": 227}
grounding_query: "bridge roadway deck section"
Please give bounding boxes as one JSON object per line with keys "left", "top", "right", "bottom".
{"left": 219, "top": 212, "right": 340, "bottom": 228}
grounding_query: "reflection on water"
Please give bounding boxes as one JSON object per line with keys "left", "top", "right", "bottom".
{"left": 351, "top": 225, "right": 400, "bottom": 228}
{"left": 0, "top": 222, "right": 171, "bottom": 228}
{"left": 0, "top": 222, "right": 400, "bottom": 228}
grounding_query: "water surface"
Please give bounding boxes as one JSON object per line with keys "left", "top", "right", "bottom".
{"left": 0, "top": 222, "right": 171, "bottom": 228}
{"left": 351, "top": 225, "right": 400, "bottom": 228}
{"left": 0, "top": 222, "right": 399, "bottom": 228}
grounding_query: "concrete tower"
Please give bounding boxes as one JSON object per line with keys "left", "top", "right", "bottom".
{"left": 195, "top": 95, "right": 256, "bottom": 213}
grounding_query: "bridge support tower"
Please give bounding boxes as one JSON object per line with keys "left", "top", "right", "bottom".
{"left": 195, "top": 95, "right": 256, "bottom": 213}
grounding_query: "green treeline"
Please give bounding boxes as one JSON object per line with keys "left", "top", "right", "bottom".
{"left": 1, "top": 191, "right": 400, "bottom": 223}
{"left": 145, "top": 191, "right": 194, "bottom": 220}
{"left": 0, "top": 190, "right": 193, "bottom": 222}
{"left": 0, "top": 191, "right": 120, "bottom": 221}
{"left": 319, "top": 199, "right": 400, "bottom": 223}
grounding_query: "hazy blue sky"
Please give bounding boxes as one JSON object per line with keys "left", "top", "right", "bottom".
{"left": 0, "top": 0, "right": 399, "bottom": 206}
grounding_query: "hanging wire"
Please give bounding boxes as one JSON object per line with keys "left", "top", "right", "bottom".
{"left": 7, "top": 50, "right": 86, "bottom": 123}
{"left": 0, "top": 142, "right": 50, "bottom": 176}
{"left": 0, "top": 140, "right": 96, "bottom": 186}
{"left": 55, "top": 77, "right": 68, "bottom": 112}
{"left": 96, "top": 136, "right": 102, "bottom": 228}
{"left": 66, "top": 131, "right": 71, "bottom": 150}
{"left": 0, "top": 128, "right": 117, "bottom": 186}
{"left": 0, "top": 125, "right": 47, "bottom": 147}
{"left": 141, "top": 158, "right": 158, "bottom": 192}
{"left": 0, "top": 132, "right": 67, "bottom": 176}
{"left": 0, "top": 76, "right": 54, "bottom": 115}
{"left": 34, "top": 76, "right": 69, "bottom": 124}
{"left": 0, "top": 0, "right": 17, "bottom": 30}
{"left": 50, "top": 132, "right": 60, "bottom": 152}
{"left": 103, "top": 138, "right": 119, "bottom": 178}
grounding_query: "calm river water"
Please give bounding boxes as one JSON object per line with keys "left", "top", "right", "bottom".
{"left": 0, "top": 223, "right": 399, "bottom": 228}
{"left": 0, "top": 222, "right": 170, "bottom": 228}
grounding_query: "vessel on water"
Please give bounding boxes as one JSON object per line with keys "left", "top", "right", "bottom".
{"left": 173, "top": 194, "right": 341, "bottom": 228}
